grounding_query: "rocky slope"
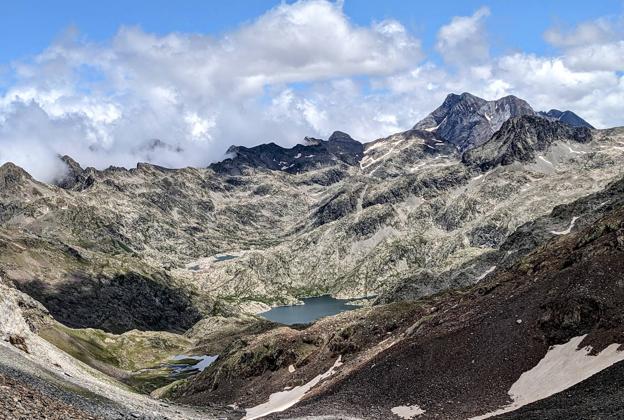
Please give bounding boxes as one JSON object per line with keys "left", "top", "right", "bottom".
{"left": 1, "top": 94, "right": 617, "bottom": 323}
{"left": 462, "top": 115, "right": 592, "bottom": 170}
{"left": 0, "top": 278, "right": 234, "bottom": 418}
{"left": 167, "top": 174, "right": 624, "bottom": 419}
{"left": 0, "top": 92, "right": 623, "bottom": 419}
{"left": 282, "top": 197, "right": 624, "bottom": 419}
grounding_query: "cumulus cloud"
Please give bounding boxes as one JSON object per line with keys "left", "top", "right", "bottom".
{"left": 544, "top": 17, "right": 622, "bottom": 47}
{"left": 0, "top": 0, "right": 421, "bottom": 181}
{"left": 436, "top": 7, "right": 491, "bottom": 66}
{"left": 0, "top": 2, "right": 623, "bottom": 182}
{"left": 0, "top": 102, "right": 75, "bottom": 181}
{"left": 544, "top": 16, "right": 624, "bottom": 72}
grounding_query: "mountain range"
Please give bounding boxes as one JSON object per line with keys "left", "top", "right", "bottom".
{"left": 1, "top": 92, "right": 623, "bottom": 419}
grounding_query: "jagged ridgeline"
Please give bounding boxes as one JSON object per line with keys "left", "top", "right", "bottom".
{"left": 1, "top": 92, "right": 624, "bottom": 419}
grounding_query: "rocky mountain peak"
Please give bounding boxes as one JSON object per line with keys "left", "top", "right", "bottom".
{"left": 413, "top": 92, "right": 536, "bottom": 152}
{"left": 56, "top": 155, "right": 96, "bottom": 190}
{"left": 60, "top": 155, "right": 84, "bottom": 173}
{"left": 211, "top": 132, "right": 362, "bottom": 175}
{"left": 328, "top": 130, "right": 356, "bottom": 143}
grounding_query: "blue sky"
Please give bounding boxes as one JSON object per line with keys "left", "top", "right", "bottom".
{"left": 0, "top": 0, "right": 623, "bottom": 181}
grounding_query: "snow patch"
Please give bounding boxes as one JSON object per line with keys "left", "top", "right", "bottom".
{"left": 391, "top": 405, "right": 425, "bottom": 419}
{"left": 550, "top": 216, "right": 579, "bottom": 235}
{"left": 294, "top": 153, "right": 302, "bottom": 159}
{"left": 170, "top": 355, "right": 217, "bottom": 372}
{"left": 361, "top": 138, "right": 406, "bottom": 170}
{"left": 364, "top": 141, "right": 386, "bottom": 154}
{"left": 243, "top": 357, "right": 343, "bottom": 420}
{"left": 367, "top": 165, "right": 382, "bottom": 177}
{"left": 476, "top": 266, "right": 496, "bottom": 281}
{"left": 538, "top": 156, "right": 553, "bottom": 166}
{"left": 567, "top": 146, "right": 586, "bottom": 155}
{"left": 470, "top": 335, "right": 624, "bottom": 419}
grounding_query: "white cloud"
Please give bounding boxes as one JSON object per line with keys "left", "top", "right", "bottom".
{"left": 544, "top": 17, "right": 622, "bottom": 47}
{"left": 559, "top": 41, "right": 624, "bottom": 72}
{"left": 0, "top": 2, "right": 623, "bottom": 182}
{"left": 436, "top": 7, "right": 491, "bottom": 66}
{"left": 0, "top": 0, "right": 421, "bottom": 181}
{"left": 544, "top": 16, "right": 624, "bottom": 72}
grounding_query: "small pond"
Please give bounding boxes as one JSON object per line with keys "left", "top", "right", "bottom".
{"left": 214, "top": 254, "right": 238, "bottom": 262}
{"left": 260, "top": 295, "right": 358, "bottom": 325}
{"left": 169, "top": 355, "right": 218, "bottom": 374}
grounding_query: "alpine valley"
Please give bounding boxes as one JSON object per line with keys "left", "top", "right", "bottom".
{"left": 2, "top": 92, "right": 624, "bottom": 419}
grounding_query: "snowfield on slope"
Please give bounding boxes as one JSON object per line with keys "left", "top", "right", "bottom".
{"left": 470, "top": 335, "right": 624, "bottom": 419}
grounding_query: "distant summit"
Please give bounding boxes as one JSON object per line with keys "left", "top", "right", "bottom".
{"left": 538, "top": 109, "right": 594, "bottom": 129}
{"left": 0, "top": 162, "right": 33, "bottom": 189}
{"left": 210, "top": 131, "right": 363, "bottom": 175}
{"left": 413, "top": 92, "right": 595, "bottom": 152}
{"left": 413, "top": 92, "right": 535, "bottom": 151}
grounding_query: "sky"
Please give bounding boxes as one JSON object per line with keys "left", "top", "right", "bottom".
{"left": 1, "top": 0, "right": 623, "bottom": 181}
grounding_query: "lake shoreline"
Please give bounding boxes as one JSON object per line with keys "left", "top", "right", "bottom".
{"left": 257, "top": 295, "right": 375, "bottom": 325}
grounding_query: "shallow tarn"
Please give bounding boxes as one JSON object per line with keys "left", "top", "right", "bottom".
{"left": 169, "top": 355, "right": 218, "bottom": 374}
